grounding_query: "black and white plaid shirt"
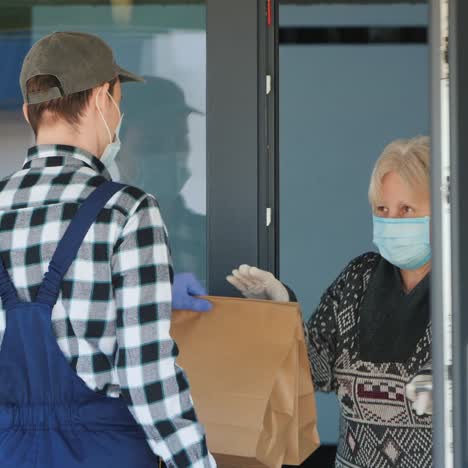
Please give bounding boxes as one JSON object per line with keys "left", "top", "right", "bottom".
{"left": 0, "top": 145, "right": 215, "bottom": 468}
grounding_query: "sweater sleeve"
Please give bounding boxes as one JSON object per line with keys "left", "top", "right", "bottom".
{"left": 305, "top": 253, "right": 379, "bottom": 392}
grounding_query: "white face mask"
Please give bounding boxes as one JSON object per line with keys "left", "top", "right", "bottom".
{"left": 96, "top": 89, "right": 123, "bottom": 180}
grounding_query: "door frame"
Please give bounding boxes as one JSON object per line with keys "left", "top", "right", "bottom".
{"left": 207, "top": 0, "right": 277, "bottom": 294}
{"left": 445, "top": 0, "right": 468, "bottom": 466}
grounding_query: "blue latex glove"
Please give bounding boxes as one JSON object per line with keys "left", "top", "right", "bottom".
{"left": 172, "top": 272, "right": 212, "bottom": 312}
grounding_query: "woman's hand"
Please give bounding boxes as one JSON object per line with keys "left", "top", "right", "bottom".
{"left": 406, "top": 372, "right": 432, "bottom": 416}
{"left": 226, "top": 265, "right": 289, "bottom": 302}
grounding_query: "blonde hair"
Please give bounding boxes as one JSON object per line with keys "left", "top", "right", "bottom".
{"left": 368, "top": 136, "right": 430, "bottom": 207}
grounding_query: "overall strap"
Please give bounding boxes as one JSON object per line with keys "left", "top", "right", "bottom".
{"left": 35, "top": 181, "right": 125, "bottom": 307}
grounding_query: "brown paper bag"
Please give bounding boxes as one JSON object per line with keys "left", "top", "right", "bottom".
{"left": 170, "top": 296, "right": 320, "bottom": 468}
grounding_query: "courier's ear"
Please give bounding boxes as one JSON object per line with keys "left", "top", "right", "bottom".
{"left": 23, "top": 104, "right": 30, "bottom": 124}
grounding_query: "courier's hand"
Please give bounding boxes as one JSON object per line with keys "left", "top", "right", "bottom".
{"left": 172, "top": 273, "right": 213, "bottom": 312}
{"left": 226, "top": 265, "right": 289, "bottom": 302}
{"left": 406, "top": 372, "right": 432, "bottom": 416}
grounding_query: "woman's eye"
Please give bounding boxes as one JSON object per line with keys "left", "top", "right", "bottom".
{"left": 376, "top": 206, "right": 387, "bottom": 214}
{"left": 404, "top": 206, "right": 414, "bottom": 214}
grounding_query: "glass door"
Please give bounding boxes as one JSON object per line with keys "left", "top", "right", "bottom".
{"left": 0, "top": 0, "right": 208, "bottom": 284}
{"left": 0, "top": 0, "right": 268, "bottom": 293}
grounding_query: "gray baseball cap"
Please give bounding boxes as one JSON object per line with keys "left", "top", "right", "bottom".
{"left": 20, "top": 31, "right": 144, "bottom": 105}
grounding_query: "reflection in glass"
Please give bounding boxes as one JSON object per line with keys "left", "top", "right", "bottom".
{"left": 119, "top": 76, "right": 207, "bottom": 283}
{"left": 0, "top": 1, "right": 207, "bottom": 285}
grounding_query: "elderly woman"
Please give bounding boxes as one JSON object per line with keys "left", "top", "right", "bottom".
{"left": 227, "top": 136, "right": 433, "bottom": 468}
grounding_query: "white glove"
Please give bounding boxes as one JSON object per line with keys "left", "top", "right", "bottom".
{"left": 406, "top": 372, "right": 432, "bottom": 416}
{"left": 226, "top": 265, "right": 289, "bottom": 302}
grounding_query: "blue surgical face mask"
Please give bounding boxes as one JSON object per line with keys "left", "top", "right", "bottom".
{"left": 373, "top": 216, "right": 431, "bottom": 270}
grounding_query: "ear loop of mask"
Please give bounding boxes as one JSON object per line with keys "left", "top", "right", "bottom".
{"left": 96, "top": 87, "right": 122, "bottom": 144}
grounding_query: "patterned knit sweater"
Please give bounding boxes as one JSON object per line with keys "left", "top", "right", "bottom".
{"left": 305, "top": 252, "right": 432, "bottom": 468}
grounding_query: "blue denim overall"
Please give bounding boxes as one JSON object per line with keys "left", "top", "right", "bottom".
{"left": 0, "top": 181, "right": 160, "bottom": 467}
